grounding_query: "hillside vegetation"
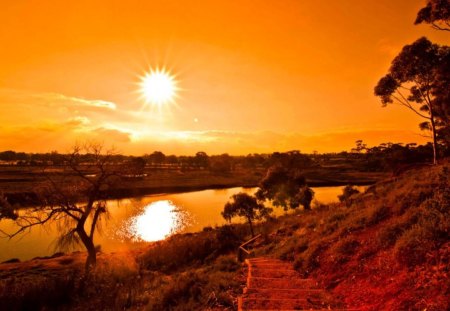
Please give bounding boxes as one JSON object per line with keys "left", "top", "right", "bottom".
{"left": 254, "top": 162, "right": 449, "bottom": 310}
{"left": 0, "top": 163, "right": 448, "bottom": 310}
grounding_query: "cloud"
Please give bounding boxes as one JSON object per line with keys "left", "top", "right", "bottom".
{"left": 0, "top": 88, "right": 117, "bottom": 111}
{"left": 92, "top": 127, "right": 132, "bottom": 143}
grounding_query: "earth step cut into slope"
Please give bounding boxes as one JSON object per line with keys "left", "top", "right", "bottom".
{"left": 238, "top": 257, "right": 354, "bottom": 311}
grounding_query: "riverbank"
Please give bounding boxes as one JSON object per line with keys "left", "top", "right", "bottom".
{"left": 2, "top": 166, "right": 387, "bottom": 205}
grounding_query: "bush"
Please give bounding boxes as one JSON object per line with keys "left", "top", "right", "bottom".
{"left": 338, "top": 185, "right": 360, "bottom": 205}
{"left": 377, "top": 222, "right": 405, "bottom": 249}
{"left": 330, "top": 236, "right": 360, "bottom": 264}
{"left": 140, "top": 225, "right": 246, "bottom": 272}
{"left": 395, "top": 224, "right": 435, "bottom": 267}
{"left": 394, "top": 172, "right": 449, "bottom": 268}
{"left": 294, "top": 241, "right": 329, "bottom": 276}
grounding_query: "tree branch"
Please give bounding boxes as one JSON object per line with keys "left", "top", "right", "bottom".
{"left": 392, "top": 91, "right": 430, "bottom": 119}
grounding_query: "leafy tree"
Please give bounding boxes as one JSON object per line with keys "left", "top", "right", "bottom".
{"left": 1, "top": 143, "right": 124, "bottom": 273}
{"left": 374, "top": 37, "right": 450, "bottom": 164}
{"left": 255, "top": 165, "right": 314, "bottom": 210}
{"left": 415, "top": 0, "right": 450, "bottom": 31}
{"left": 338, "top": 185, "right": 360, "bottom": 204}
{"left": 210, "top": 153, "right": 233, "bottom": 174}
{"left": 0, "top": 192, "right": 18, "bottom": 221}
{"left": 147, "top": 151, "right": 165, "bottom": 165}
{"left": 222, "top": 192, "right": 271, "bottom": 236}
{"left": 128, "top": 156, "right": 146, "bottom": 176}
{"left": 351, "top": 140, "right": 367, "bottom": 154}
{"left": 194, "top": 151, "right": 210, "bottom": 169}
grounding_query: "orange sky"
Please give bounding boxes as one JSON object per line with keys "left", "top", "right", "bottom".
{"left": 1, "top": 0, "right": 449, "bottom": 155}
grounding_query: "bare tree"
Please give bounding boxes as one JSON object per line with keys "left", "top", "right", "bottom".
{"left": 2, "top": 143, "right": 123, "bottom": 273}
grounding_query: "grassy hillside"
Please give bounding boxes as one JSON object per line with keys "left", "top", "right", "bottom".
{"left": 253, "top": 162, "right": 449, "bottom": 310}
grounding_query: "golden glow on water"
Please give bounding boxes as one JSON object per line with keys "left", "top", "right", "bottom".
{"left": 128, "top": 200, "right": 188, "bottom": 242}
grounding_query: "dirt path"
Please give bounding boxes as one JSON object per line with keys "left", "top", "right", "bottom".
{"left": 238, "top": 257, "right": 356, "bottom": 311}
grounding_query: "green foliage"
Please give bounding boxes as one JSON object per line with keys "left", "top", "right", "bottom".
{"left": 338, "top": 185, "right": 360, "bottom": 204}
{"left": 377, "top": 222, "right": 405, "bottom": 249}
{"left": 222, "top": 192, "right": 272, "bottom": 236}
{"left": 394, "top": 168, "right": 449, "bottom": 267}
{"left": 415, "top": 0, "right": 450, "bottom": 31}
{"left": 0, "top": 192, "right": 17, "bottom": 221}
{"left": 140, "top": 225, "right": 246, "bottom": 272}
{"left": 293, "top": 241, "right": 329, "bottom": 276}
{"left": 256, "top": 165, "right": 314, "bottom": 210}
{"left": 374, "top": 37, "right": 450, "bottom": 162}
{"left": 331, "top": 237, "right": 360, "bottom": 264}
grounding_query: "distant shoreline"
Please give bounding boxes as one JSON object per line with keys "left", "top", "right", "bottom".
{"left": 5, "top": 178, "right": 378, "bottom": 207}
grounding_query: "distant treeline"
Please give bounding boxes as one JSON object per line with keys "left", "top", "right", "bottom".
{"left": 0, "top": 141, "right": 446, "bottom": 173}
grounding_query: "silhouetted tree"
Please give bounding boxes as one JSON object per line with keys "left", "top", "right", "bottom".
{"left": 210, "top": 153, "right": 232, "bottom": 174}
{"left": 256, "top": 166, "right": 314, "bottom": 210}
{"left": 374, "top": 37, "right": 450, "bottom": 164}
{"left": 0, "top": 192, "right": 18, "bottom": 221}
{"left": 147, "top": 151, "right": 165, "bottom": 165}
{"left": 222, "top": 192, "right": 271, "bottom": 237}
{"left": 415, "top": 0, "right": 450, "bottom": 31}
{"left": 351, "top": 140, "right": 367, "bottom": 154}
{"left": 128, "top": 156, "right": 146, "bottom": 176}
{"left": 338, "top": 185, "right": 360, "bottom": 204}
{"left": 194, "top": 151, "right": 210, "bottom": 169}
{"left": 2, "top": 143, "right": 123, "bottom": 273}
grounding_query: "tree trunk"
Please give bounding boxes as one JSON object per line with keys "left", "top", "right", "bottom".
{"left": 77, "top": 226, "right": 97, "bottom": 273}
{"left": 430, "top": 114, "right": 438, "bottom": 165}
{"left": 247, "top": 217, "right": 254, "bottom": 237}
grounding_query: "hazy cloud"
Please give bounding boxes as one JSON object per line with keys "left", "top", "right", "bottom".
{"left": 0, "top": 88, "right": 117, "bottom": 111}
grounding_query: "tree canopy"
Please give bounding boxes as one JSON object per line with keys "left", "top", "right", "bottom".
{"left": 374, "top": 37, "right": 450, "bottom": 164}
{"left": 222, "top": 192, "right": 271, "bottom": 236}
{"left": 255, "top": 165, "right": 314, "bottom": 210}
{"left": 415, "top": 0, "right": 450, "bottom": 31}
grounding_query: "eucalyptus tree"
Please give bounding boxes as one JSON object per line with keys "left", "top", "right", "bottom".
{"left": 255, "top": 165, "right": 314, "bottom": 211}
{"left": 222, "top": 192, "right": 271, "bottom": 237}
{"left": 415, "top": 0, "right": 450, "bottom": 31}
{"left": 374, "top": 37, "right": 450, "bottom": 164}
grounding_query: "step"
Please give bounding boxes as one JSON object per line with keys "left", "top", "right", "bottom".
{"left": 244, "top": 288, "right": 326, "bottom": 300}
{"left": 248, "top": 263, "right": 294, "bottom": 270}
{"left": 249, "top": 268, "right": 299, "bottom": 278}
{"left": 248, "top": 277, "right": 318, "bottom": 289}
{"left": 240, "top": 297, "right": 327, "bottom": 310}
{"left": 247, "top": 258, "right": 285, "bottom": 263}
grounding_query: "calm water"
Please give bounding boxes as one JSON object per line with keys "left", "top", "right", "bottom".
{"left": 0, "top": 186, "right": 363, "bottom": 262}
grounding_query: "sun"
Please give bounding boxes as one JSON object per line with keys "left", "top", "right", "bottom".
{"left": 140, "top": 68, "right": 177, "bottom": 105}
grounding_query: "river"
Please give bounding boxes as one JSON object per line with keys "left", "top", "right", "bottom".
{"left": 0, "top": 186, "right": 364, "bottom": 262}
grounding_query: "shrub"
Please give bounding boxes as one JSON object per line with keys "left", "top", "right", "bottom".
{"left": 140, "top": 225, "right": 246, "bottom": 272}
{"left": 338, "top": 185, "right": 360, "bottom": 205}
{"left": 394, "top": 173, "right": 449, "bottom": 268}
{"left": 395, "top": 224, "right": 435, "bottom": 267}
{"left": 377, "top": 222, "right": 405, "bottom": 249}
{"left": 294, "top": 241, "right": 329, "bottom": 276}
{"left": 330, "top": 236, "right": 360, "bottom": 264}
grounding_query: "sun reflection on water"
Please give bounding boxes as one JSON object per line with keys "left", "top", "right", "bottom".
{"left": 125, "top": 200, "right": 190, "bottom": 242}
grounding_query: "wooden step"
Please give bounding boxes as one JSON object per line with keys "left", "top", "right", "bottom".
{"left": 248, "top": 277, "right": 318, "bottom": 289}
{"left": 240, "top": 297, "right": 326, "bottom": 310}
{"left": 248, "top": 263, "right": 294, "bottom": 270}
{"left": 249, "top": 268, "right": 299, "bottom": 278}
{"left": 244, "top": 288, "right": 326, "bottom": 300}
